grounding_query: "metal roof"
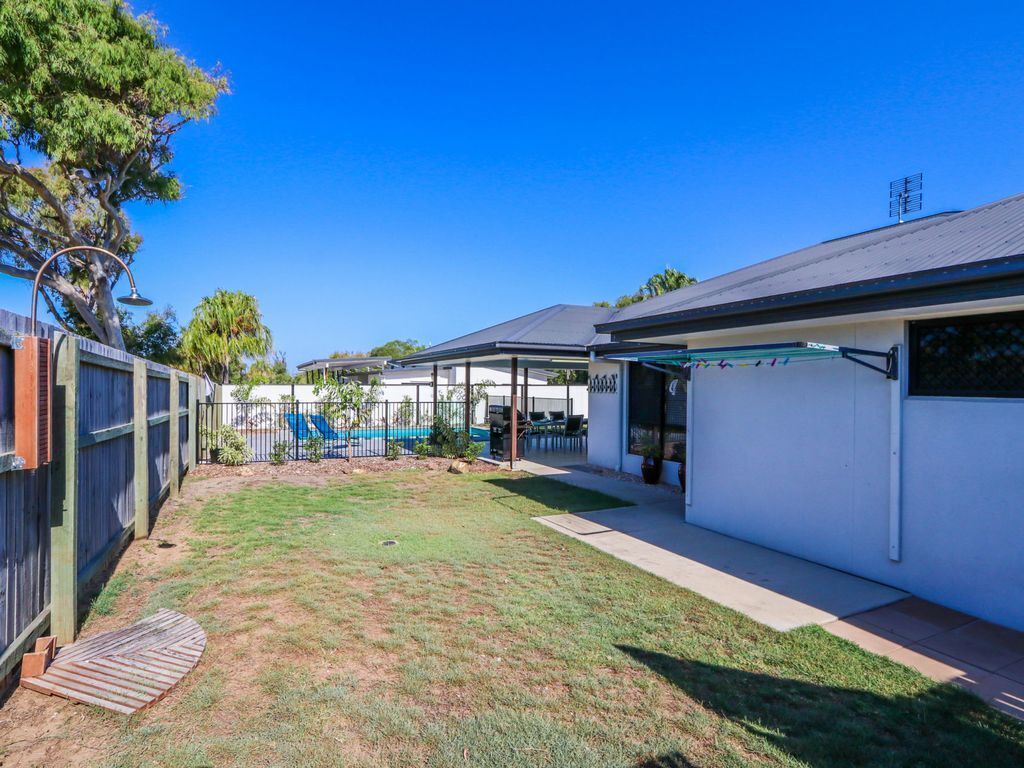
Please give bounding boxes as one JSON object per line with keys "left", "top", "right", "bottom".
{"left": 398, "top": 304, "right": 615, "bottom": 366}
{"left": 598, "top": 193, "right": 1024, "bottom": 337}
{"left": 296, "top": 356, "right": 391, "bottom": 372}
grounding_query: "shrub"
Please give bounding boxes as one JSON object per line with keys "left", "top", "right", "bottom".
{"left": 386, "top": 440, "right": 402, "bottom": 461}
{"left": 463, "top": 440, "right": 484, "bottom": 463}
{"left": 413, "top": 439, "right": 432, "bottom": 459}
{"left": 306, "top": 435, "right": 324, "bottom": 463}
{"left": 201, "top": 425, "right": 251, "bottom": 466}
{"left": 269, "top": 441, "right": 290, "bottom": 465}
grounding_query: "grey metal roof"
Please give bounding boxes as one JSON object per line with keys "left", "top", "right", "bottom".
{"left": 399, "top": 304, "right": 616, "bottom": 365}
{"left": 599, "top": 193, "right": 1024, "bottom": 336}
{"left": 296, "top": 356, "right": 390, "bottom": 372}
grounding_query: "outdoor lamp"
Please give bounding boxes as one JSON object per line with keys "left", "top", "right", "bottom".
{"left": 29, "top": 245, "right": 152, "bottom": 328}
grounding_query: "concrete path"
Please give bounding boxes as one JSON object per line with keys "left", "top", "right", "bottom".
{"left": 535, "top": 507, "right": 906, "bottom": 631}
{"left": 524, "top": 460, "right": 1024, "bottom": 720}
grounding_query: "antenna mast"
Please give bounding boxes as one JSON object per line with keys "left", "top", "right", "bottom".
{"left": 889, "top": 173, "right": 923, "bottom": 224}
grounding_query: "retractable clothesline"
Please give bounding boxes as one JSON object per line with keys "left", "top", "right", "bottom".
{"left": 605, "top": 341, "right": 899, "bottom": 380}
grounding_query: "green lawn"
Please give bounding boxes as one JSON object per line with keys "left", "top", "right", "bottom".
{"left": 92, "top": 470, "right": 1023, "bottom": 767}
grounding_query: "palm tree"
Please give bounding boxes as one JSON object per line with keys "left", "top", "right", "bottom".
{"left": 180, "top": 290, "right": 273, "bottom": 383}
{"left": 638, "top": 267, "right": 697, "bottom": 299}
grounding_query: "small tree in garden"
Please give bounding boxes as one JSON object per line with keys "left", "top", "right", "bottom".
{"left": 313, "top": 378, "right": 380, "bottom": 461}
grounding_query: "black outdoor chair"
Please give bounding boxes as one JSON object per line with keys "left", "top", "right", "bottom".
{"left": 563, "top": 415, "right": 585, "bottom": 452}
{"left": 547, "top": 410, "right": 565, "bottom": 422}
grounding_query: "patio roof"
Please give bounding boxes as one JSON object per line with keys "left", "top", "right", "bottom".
{"left": 295, "top": 356, "right": 391, "bottom": 373}
{"left": 397, "top": 304, "right": 615, "bottom": 369}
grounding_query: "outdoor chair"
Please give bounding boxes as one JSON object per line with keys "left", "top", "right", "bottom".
{"left": 547, "top": 410, "right": 565, "bottom": 422}
{"left": 563, "top": 415, "right": 585, "bottom": 452}
{"left": 284, "top": 412, "right": 315, "bottom": 440}
{"left": 308, "top": 414, "right": 358, "bottom": 454}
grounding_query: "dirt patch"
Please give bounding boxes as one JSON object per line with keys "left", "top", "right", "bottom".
{"left": 191, "top": 455, "right": 500, "bottom": 483}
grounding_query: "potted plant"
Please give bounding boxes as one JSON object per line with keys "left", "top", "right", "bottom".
{"left": 639, "top": 442, "right": 663, "bottom": 484}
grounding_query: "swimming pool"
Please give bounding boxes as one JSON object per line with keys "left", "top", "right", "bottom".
{"left": 346, "top": 426, "right": 489, "bottom": 441}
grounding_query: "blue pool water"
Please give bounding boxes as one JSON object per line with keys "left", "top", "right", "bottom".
{"left": 347, "top": 426, "right": 488, "bottom": 441}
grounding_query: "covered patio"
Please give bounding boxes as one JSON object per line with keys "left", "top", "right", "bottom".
{"left": 398, "top": 304, "right": 614, "bottom": 466}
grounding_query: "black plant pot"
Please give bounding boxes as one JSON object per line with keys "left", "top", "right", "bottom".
{"left": 640, "top": 457, "right": 662, "bottom": 484}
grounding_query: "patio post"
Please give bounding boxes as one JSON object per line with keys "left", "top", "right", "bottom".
{"left": 432, "top": 364, "right": 438, "bottom": 422}
{"left": 566, "top": 380, "right": 570, "bottom": 415}
{"left": 50, "top": 333, "right": 79, "bottom": 645}
{"left": 464, "top": 361, "right": 471, "bottom": 432}
{"left": 133, "top": 358, "right": 149, "bottom": 540}
{"left": 523, "top": 368, "right": 529, "bottom": 418}
{"left": 510, "top": 356, "right": 519, "bottom": 468}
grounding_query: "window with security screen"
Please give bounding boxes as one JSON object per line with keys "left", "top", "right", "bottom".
{"left": 628, "top": 363, "right": 689, "bottom": 458}
{"left": 908, "top": 311, "right": 1024, "bottom": 398}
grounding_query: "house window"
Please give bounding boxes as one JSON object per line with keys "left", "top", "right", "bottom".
{"left": 908, "top": 311, "right": 1024, "bottom": 398}
{"left": 628, "top": 363, "right": 688, "bottom": 461}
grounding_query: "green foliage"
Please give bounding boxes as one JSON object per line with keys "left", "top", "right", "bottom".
{"left": 0, "top": 0, "right": 227, "bottom": 348}
{"left": 180, "top": 290, "right": 273, "bottom": 383}
{"left": 313, "top": 378, "right": 380, "bottom": 462}
{"left": 412, "top": 439, "right": 431, "bottom": 459}
{"left": 367, "top": 339, "right": 427, "bottom": 359}
{"left": 463, "top": 440, "right": 484, "bottom": 463}
{"left": 122, "top": 306, "right": 181, "bottom": 365}
{"left": 269, "top": 441, "right": 290, "bottom": 465}
{"left": 549, "top": 369, "right": 588, "bottom": 386}
{"left": 396, "top": 395, "right": 414, "bottom": 425}
{"left": 429, "top": 416, "right": 480, "bottom": 460}
{"left": 596, "top": 267, "right": 698, "bottom": 309}
{"left": 202, "top": 425, "right": 251, "bottom": 466}
{"left": 244, "top": 353, "right": 293, "bottom": 384}
{"left": 638, "top": 441, "right": 663, "bottom": 460}
{"left": 386, "top": 440, "right": 402, "bottom": 461}
{"left": 305, "top": 435, "right": 324, "bottom": 464}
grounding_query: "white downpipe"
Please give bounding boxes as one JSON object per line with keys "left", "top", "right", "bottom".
{"left": 617, "top": 362, "right": 627, "bottom": 472}
{"left": 888, "top": 344, "right": 905, "bottom": 562}
{"left": 685, "top": 369, "right": 694, "bottom": 507}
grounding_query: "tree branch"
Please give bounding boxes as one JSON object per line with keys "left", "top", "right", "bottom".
{"left": 0, "top": 159, "right": 83, "bottom": 244}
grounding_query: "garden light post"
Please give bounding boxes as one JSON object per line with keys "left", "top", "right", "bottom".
{"left": 29, "top": 245, "right": 152, "bottom": 329}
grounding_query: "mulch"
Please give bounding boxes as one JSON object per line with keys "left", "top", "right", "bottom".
{"left": 190, "top": 455, "right": 501, "bottom": 480}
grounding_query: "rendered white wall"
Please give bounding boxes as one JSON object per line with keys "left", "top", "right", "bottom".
{"left": 675, "top": 317, "right": 1024, "bottom": 630}
{"left": 587, "top": 361, "right": 624, "bottom": 471}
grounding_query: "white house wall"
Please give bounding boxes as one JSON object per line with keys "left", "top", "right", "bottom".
{"left": 589, "top": 315, "right": 1024, "bottom": 630}
{"left": 683, "top": 319, "right": 1024, "bottom": 630}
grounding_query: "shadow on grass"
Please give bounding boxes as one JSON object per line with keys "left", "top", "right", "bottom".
{"left": 482, "top": 475, "right": 631, "bottom": 515}
{"left": 617, "top": 644, "right": 1024, "bottom": 767}
{"left": 635, "top": 753, "right": 699, "bottom": 767}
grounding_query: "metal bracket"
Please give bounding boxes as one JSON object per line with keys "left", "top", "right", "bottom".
{"left": 641, "top": 362, "right": 683, "bottom": 377}
{"left": 0, "top": 329, "right": 24, "bottom": 350}
{"left": 0, "top": 453, "right": 26, "bottom": 474}
{"left": 841, "top": 346, "right": 899, "bottom": 380}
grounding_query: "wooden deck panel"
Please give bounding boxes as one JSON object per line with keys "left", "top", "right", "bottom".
{"left": 20, "top": 609, "right": 205, "bottom": 714}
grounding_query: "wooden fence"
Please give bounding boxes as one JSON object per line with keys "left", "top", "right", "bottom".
{"left": 0, "top": 309, "right": 202, "bottom": 686}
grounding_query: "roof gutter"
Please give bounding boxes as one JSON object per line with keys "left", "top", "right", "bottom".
{"left": 397, "top": 341, "right": 591, "bottom": 366}
{"left": 597, "top": 254, "right": 1024, "bottom": 340}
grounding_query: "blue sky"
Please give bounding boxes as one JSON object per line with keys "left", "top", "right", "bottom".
{"left": 4, "top": 2, "right": 1024, "bottom": 366}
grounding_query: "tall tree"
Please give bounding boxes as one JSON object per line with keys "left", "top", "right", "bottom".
{"left": 368, "top": 338, "right": 426, "bottom": 358}
{"left": 122, "top": 306, "right": 181, "bottom": 365}
{"left": 0, "top": 0, "right": 227, "bottom": 348}
{"left": 180, "top": 290, "right": 272, "bottom": 384}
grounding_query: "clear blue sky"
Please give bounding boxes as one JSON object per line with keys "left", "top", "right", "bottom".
{"left": 4, "top": 1, "right": 1024, "bottom": 366}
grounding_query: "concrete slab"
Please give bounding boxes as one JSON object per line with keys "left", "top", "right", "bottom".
{"left": 534, "top": 509, "right": 906, "bottom": 632}
{"left": 540, "top": 514, "right": 612, "bottom": 536}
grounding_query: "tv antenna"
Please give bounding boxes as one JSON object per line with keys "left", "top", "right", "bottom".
{"left": 889, "top": 173, "right": 923, "bottom": 223}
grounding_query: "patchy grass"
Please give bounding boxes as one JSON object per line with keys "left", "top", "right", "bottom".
{"left": 85, "top": 570, "right": 137, "bottom": 618}
{"left": 36, "top": 470, "right": 1024, "bottom": 767}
